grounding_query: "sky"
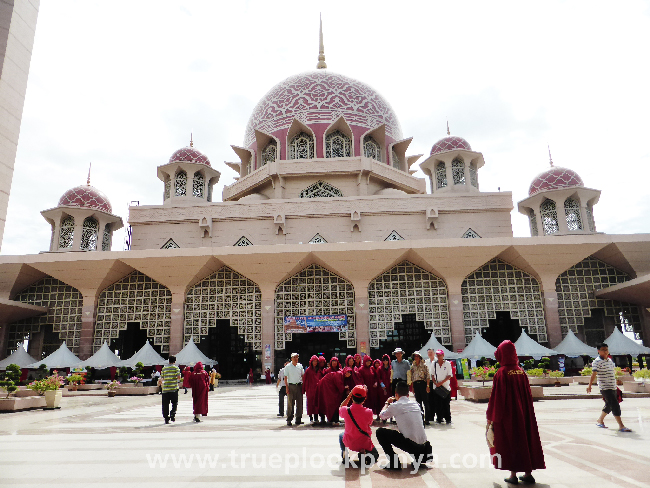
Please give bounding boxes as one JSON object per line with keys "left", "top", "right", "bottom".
{"left": 3, "top": 0, "right": 650, "bottom": 255}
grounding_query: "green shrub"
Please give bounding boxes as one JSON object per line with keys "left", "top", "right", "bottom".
{"left": 526, "top": 368, "right": 544, "bottom": 377}
{"left": 549, "top": 370, "right": 565, "bottom": 378}
{"left": 633, "top": 369, "right": 650, "bottom": 380}
{"left": 580, "top": 367, "right": 593, "bottom": 376}
{"left": 0, "top": 364, "right": 21, "bottom": 397}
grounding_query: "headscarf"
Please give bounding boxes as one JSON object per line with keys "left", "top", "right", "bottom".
{"left": 329, "top": 357, "right": 340, "bottom": 371}
{"left": 309, "top": 355, "right": 319, "bottom": 368}
{"left": 354, "top": 353, "right": 362, "bottom": 367}
{"left": 318, "top": 356, "right": 327, "bottom": 369}
{"left": 382, "top": 354, "right": 391, "bottom": 369}
{"left": 345, "top": 355, "right": 355, "bottom": 368}
{"left": 373, "top": 359, "right": 381, "bottom": 370}
{"left": 363, "top": 355, "right": 373, "bottom": 366}
{"left": 495, "top": 340, "right": 519, "bottom": 368}
{"left": 343, "top": 366, "right": 353, "bottom": 376}
{"left": 194, "top": 362, "right": 204, "bottom": 373}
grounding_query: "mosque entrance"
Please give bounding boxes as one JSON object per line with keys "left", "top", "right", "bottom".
{"left": 110, "top": 322, "right": 155, "bottom": 360}
{"left": 375, "top": 314, "right": 429, "bottom": 361}
{"left": 29, "top": 324, "right": 61, "bottom": 360}
{"left": 196, "top": 320, "right": 258, "bottom": 380}
{"left": 580, "top": 308, "right": 607, "bottom": 347}
{"left": 482, "top": 311, "right": 522, "bottom": 347}
{"left": 277, "top": 332, "right": 353, "bottom": 373}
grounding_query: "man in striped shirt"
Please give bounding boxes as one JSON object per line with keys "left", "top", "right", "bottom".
{"left": 587, "top": 343, "right": 631, "bottom": 432}
{"left": 159, "top": 355, "right": 181, "bottom": 424}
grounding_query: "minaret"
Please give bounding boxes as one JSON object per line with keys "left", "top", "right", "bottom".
{"left": 316, "top": 14, "right": 327, "bottom": 69}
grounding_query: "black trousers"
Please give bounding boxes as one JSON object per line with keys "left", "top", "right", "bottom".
{"left": 412, "top": 380, "right": 429, "bottom": 422}
{"left": 162, "top": 390, "right": 178, "bottom": 420}
{"left": 376, "top": 427, "right": 431, "bottom": 468}
{"left": 278, "top": 385, "right": 286, "bottom": 415}
{"left": 426, "top": 388, "right": 436, "bottom": 421}
{"left": 432, "top": 390, "right": 451, "bottom": 422}
{"left": 391, "top": 378, "right": 406, "bottom": 395}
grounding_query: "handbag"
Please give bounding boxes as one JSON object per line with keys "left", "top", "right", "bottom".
{"left": 616, "top": 387, "right": 623, "bottom": 403}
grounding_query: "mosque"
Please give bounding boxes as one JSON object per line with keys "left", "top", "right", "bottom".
{"left": 1, "top": 22, "right": 649, "bottom": 379}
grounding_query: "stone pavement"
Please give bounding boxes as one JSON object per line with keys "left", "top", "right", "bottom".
{"left": 0, "top": 385, "right": 649, "bottom": 487}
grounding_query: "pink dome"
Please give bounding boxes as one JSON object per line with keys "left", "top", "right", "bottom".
{"left": 58, "top": 185, "right": 112, "bottom": 213}
{"left": 529, "top": 167, "right": 584, "bottom": 196}
{"left": 430, "top": 135, "right": 472, "bottom": 155}
{"left": 168, "top": 147, "right": 211, "bottom": 167}
{"left": 244, "top": 71, "right": 402, "bottom": 148}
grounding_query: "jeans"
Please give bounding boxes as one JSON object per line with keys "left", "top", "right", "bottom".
{"left": 339, "top": 432, "right": 379, "bottom": 466}
{"left": 412, "top": 380, "right": 430, "bottom": 422}
{"left": 278, "top": 385, "right": 286, "bottom": 415}
{"left": 162, "top": 390, "right": 178, "bottom": 420}
{"left": 601, "top": 389, "right": 621, "bottom": 416}
{"left": 375, "top": 427, "right": 431, "bottom": 468}
{"left": 287, "top": 383, "right": 303, "bottom": 422}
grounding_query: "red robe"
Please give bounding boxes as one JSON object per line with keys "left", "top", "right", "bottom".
{"left": 317, "top": 370, "right": 344, "bottom": 421}
{"left": 344, "top": 355, "right": 362, "bottom": 384}
{"left": 303, "top": 357, "right": 322, "bottom": 415}
{"left": 182, "top": 366, "right": 192, "bottom": 388}
{"left": 357, "top": 360, "right": 377, "bottom": 412}
{"left": 486, "top": 340, "right": 545, "bottom": 473}
{"left": 376, "top": 361, "right": 391, "bottom": 411}
{"left": 190, "top": 363, "right": 209, "bottom": 415}
{"left": 369, "top": 360, "right": 384, "bottom": 415}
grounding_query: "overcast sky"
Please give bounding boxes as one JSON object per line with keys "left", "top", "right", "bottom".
{"left": 3, "top": 0, "right": 650, "bottom": 255}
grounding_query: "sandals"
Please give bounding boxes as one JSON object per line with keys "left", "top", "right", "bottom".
{"left": 504, "top": 476, "right": 518, "bottom": 484}
{"left": 519, "top": 475, "right": 536, "bottom": 484}
{"left": 596, "top": 423, "right": 608, "bottom": 428}
{"left": 619, "top": 427, "right": 632, "bottom": 432}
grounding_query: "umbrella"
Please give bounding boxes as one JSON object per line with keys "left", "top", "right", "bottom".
{"left": 553, "top": 330, "right": 598, "bottom": 358}
{"left": 418, "top": 332, "right": 459, "bottom": 359}
{"left": 120, "top": 340, "right": 168, "bottom": 367}
{"left": 25, "top": 342, "right": 81, "bottom": 369}
{"left": 0, "top": 345, "right": 38, "bottom": 370}
{"left": 78, "top": 342, "right": 124, "bottom": 369}
{"left": 460, "top": 332, "right": 496, "bottom": 360}
{"left": 513, "top": 330, "right": 558, "bottom": 358}
{"left": 602, "top": 328, "right": 650, "bottom": 356}
{"left": 175, "top": 336, "right": 214, "bottom": 366}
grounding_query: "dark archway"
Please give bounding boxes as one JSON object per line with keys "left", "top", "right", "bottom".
{"left": 111, "top": 322, "right": 156, "bottom": 360}
{"left": 482, "top": 311, "right": 522, "bottom": 347}
{"left": 580, "top": 308, "right": 607, "bottom": 347}
{"left": 196, "top": 319, "right": 258, "bottom": 380}
{"left": 375, "top": 314, "right": 429, "bottom": 360}
{"left": 276, "top": 332, "right": 354, "bottom": 373}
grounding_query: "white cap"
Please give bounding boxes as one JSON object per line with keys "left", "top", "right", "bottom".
{"left": 291, "top": 352, "right": 299, "bottom": 358}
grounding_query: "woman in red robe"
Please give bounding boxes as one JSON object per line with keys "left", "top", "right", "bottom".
{"left": 486, "top": 340, "right": 545, "bottom": 484}
{"left": 190, "top": 362, "right": 209, "bottom": 422}
{"left": 303, "top": 355, "right": 322, "bottom": 423}
{"left": 323, "top": 357, "right": 340, "bottom": 375}
{"left": 182, "top": 366, "right": 192, "bottom": 394}
{"left": 369, "top": 358, "right": 384, "bottom": 417}
{"left": 317, "top": 356, "right": 327, "bottom": 375}
{"left": 353, "top": 353, "right": 362, "bottom": 370}
{"left": 376, "top": 354, "right": 391, "bottom": 420}
{"left": 344, "top": 355, "right": 363, "bottom": 384}
{"left": 357, "top": 356, "right": 377, "bottom": 412}
{"left": 317, "top": 369, "right": 344, "bottom": 424}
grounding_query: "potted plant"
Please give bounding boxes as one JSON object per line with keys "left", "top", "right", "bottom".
{"left": 0, "top": 364, "right": 20, "bottom": 398}
{"left": 129, "top": 376, "right": 143, "bottom": 387}
{"left": 105, "top": 380, "right": 120, "bottom": 397}
{"left": 549, "top": 370, "right": 564, "bottom": 386}
{"left": 27, "top": 370, "right": 65, "bottom": 408}
{"left": 67, "top": 374, "right": 84, "bottom": 391}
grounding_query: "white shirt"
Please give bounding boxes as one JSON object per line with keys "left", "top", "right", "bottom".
{"left": 424, "top": 358, "right": 436, "bottom": 378}
{"left": 284, "top": 362, "right": 304, "bottom": 384}
{"left": 432, "top": 359, "right": 452, "bottom": 391}
{"left": 592, "top": 356, "right": 617, "bottom": 390}
{"left": 379, "top": 397, "right": 427, "bottom": 444}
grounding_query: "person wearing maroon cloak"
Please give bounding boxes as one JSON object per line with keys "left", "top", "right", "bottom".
{"left": 345, "top": 355, "right": 363, "bottom": 385}
{"left": 265, "top": 368, "right": 272, "bottom": 384}
{"left": 342, "top": 366, "right": 356, "bottom": 398}
{"left": 317, "top": 356, "right": 327, "bottom": 375}
{"left": 303, "top": 355, "right": 322, "bottom": 423}
{"left": 357, "top": 356, "right": 378, "bottom": 413}
{"left": 182, "top": 365, "right": 192, "bottom": 394}
{"left": 190, "top": 362, "right": 209, "bottom": 422}
{"left": 323, "top": 357, "right": 340, "bottom": 375}
{"left": 486, "top": 340, "right": 545, "bottom": 484}
{"left": 369, "top": 359, "right": 384, "bottom": 418}
{"left": 353, "top": 353, "right": 362, "bottom": 370}
{"left": 317, "top": 369, "right": 345, "bottom": 424}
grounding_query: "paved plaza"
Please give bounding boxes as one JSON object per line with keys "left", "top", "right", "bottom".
{"left": 1, "top": 386, "right": 649, "bottom": 487}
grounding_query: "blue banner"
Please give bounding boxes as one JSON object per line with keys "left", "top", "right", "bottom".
{"left": 283, "top": 315, "right": 347, "bottom": 333}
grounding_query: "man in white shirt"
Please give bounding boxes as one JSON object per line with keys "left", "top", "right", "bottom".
{"left": 431, "top": 349, "right": 452, "bottom": 424}
{"left": 377, "top": 381, "right": 433, "bottom": 471}
{"left": 284, "top": 353, "right": 304, "bottom": 426}
{"left": 276, "top": 359, "right": 289, "bottom": 417}
{"left": 424, "top": 348, "right": 436, "bottom": 423}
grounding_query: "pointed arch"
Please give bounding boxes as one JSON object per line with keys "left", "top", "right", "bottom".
{"left": 161, "top": 238, "right": 180, "bottom": 249}
{"left": 540, "top": 199, "right": 559, "bottom": 235}
{"left": 452, "top": 157, "right": 465, "bottom": 185}
{"left": 309, "top": 233, "right": 328, "bottom": 244}
{"left": 462, "top": 228, "right": 481, "bottom": 238}
{"left": 59, "top": 215, "right": 75, "bottom": 249}
{"left": 564, "top": 197, "right": 582, "bottom": 231}
{"left": 175, "top": 170, "right": 187, "bottom": 196}
{"left": 192, "top": 171, "right": 205, "bottom": 198}
{"left": 324, "top": 116, "right": 354, "bottom": 157}
{"left": 299, "top": 180, "right": 343, "bottom": 198}
{"left": 81, "top": 217, "right": 99, "bottom": 251}
{"left": 435, "top": 162, "right": 447, "bottom": 189}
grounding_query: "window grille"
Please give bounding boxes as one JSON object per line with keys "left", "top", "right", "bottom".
{"left": 436, "top": 162, "right": 447, "bottom": 189}
{"left": 161, "top": 239, "right": 180, "bottom": 249}
{"left": 101, "top": 225, "right": 111, "bottom": 251}
{"left": 289, "top": 132, "right": 314, "bottom": 159}
{"left": 529, "top": 209, "right": 539, "bottom": 236}
{"left": 261, "top": 141, "right": 277, "bottom": 166}
{"left": 81, "top": 217, "right": 99, "bottom": 251}
{"left": 193, "top": 172, "right": 204, "bottom": 198}
{"left": 235, "top": 236, "right": 253, "bottom": 246}
{"left": 59, "top": 215, "right": 74, "bottom": 249}
{"left": 540, "top": 199, "right": 559, "bottom": 235}
{"left": 564, "top": 198, "right": 582, "bottom": 231}
{"left": 452, "top": 158, "right": 465, "bottom": 185}
{"left": 391, "top": 149, "right": 400, "bottom": 169}
{"left": 462, "top": 229, "right": 481, "bottom": 238}
{"left": 469, "top": 162, "right": 478, "bottom": 188}
{"left": 325, "top": 130, "right": 351, "bottom": 158}
{"left": 299, "top": 180, "right": 343, "bottom": 198}
{"left": 175, "top": 171, "right": 187, "bottom": 196}
{"left": 385, "top": 230, "right": 404, "bottom": 241}
{"left": 309, "top": 233, "right": 327, "bottom": 244}
{"left": 363, "top": 136, "right": 381, "bottom": 161}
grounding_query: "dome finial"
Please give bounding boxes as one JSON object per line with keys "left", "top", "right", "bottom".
{"left": 190, "top": 132, "right": 194, "bottom": 147}
{"left": 317, "top": 14, "right": 327, "bottom": 69}
{"left": 548, "top": 144, "right": 553, "bottom": 167}
{"left": 446, "top": 119, "right": 450, "bottom": 136}
{"left": 86, "top": 162, "right": 92, "bottom": 185}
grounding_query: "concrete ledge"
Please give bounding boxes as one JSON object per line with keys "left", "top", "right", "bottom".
{"left": 65, "top": 384, "right": 104, "bottom": 391}
{"left": 0, "top": 396, "right": 46, "bottom": 411}
{"left": 623, "top": 382, "right": 650, "bottom": 393}
{"left": 459, "top": 385, "right": 544, "bottom": 402}
{"left": 528, "top": 377, "right": 573, "bottom": 386}
{"left": 115, "top": 386, "right": 159, "bottom": 395}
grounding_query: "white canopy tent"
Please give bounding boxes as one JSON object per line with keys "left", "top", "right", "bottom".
{"left": 460, "top": 332, "right": 496, "bottom": 360}
{"left": 78, "top": 342, "right": 124, "bottom": 369}
{"left": 120, "top": 340, "right": 168, "bottom": 367}
{"left": 513, "top": 331, "right": 558, "bottom": 358}
{"left": 603, "top": 328, "right": 650, "bottom": 356}
{"left": 418, "top": 332, "right": 460, "bottom": 359}
{"left": 0, "top": 345, "right": 37, "bottom": 370}
{"left": 553, "top": 330, "right": 598, "bottom": 358}
{"left": 26, "top": 342, "right": 81, "bottom": 369}
{"left": 175, "top": 336, "right": 215, "bottom": 366}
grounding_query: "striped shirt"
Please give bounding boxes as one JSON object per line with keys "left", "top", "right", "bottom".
{"left": 161, "top": 364, "right": 181, "bottom": 392}
{"left": 592, "top": 357, "right": 616, "bottom": 390}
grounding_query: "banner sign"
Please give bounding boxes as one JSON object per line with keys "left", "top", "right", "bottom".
{"left": 284, "top": 315, "right": 347, "bottom": 333}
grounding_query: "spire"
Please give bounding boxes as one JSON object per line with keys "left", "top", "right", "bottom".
{"left": 446, "top": 120, "right": 450, "bottom": 136}
{"left": 190, "top": 132, "right": 194, "bottom": 147}
{"left": 548, "top": 144, "right": 553, "bottom": 167}
{"left": 86, "top": 162, "right": 92, "bottom": 185}
{"left": 317, "top": 14, "right": 327, "bottom": 69}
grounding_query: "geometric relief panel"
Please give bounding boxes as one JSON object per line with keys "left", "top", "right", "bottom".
{"left": 95, "top": 271, "right": 172, "bottom": 353}
{"left": 555, "top": 257, "right": 641, "bottom": 339}
{"left": 184, "top": 267, "right": 262, "bottom": 351}
{"left": 368, "top": 261, "right": 450, "bottom": 348}
{"left": 275, "top": 264, "right": 355, "bottom": 350}
{"left": 7, "top": 278, "right": 83, "bottom": 356}
{"left": 461, "top": 259, "right": 547, "bottom": 345}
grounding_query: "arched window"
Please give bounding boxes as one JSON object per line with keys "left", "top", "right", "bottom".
{"left": 529, "top": 209, "right": 539, "bottom": 237}
{"left": 586, "top": 204, "right": 595, "bottom": 232}
{"left": 540, "top": 199, "right": 559, "bottom": 235}
{"left": 101, "top": 225, "right": 111, "bottom": 251}
{"left": 235, "top": 236, "right": 253, "bottom": 246}
{"left": 164, "top": 176, "right": 171, "bottom": 200}
{"left": 462, "top": 228, "right": 481, "bottom": 238}
{"left": 59, "top": 216, "right": 74, "bottom": 249}
{"left": 391, "top": 149, "right": 400, "bottom": 169}
{"left": 309, "top": 233, "right": 327, "bottom": 244}
{"left": 299, "top": 180, "right": 343, "bottom": 198}
{"left": 325, "top": 130, "right": 351, "bottom": 158}
{"left": 452, "top": 157, "right": 465, "bottom": 185}
{"left": 261, "top": 140, "right": 277, "bottom": 166}
{"left": 192, "top": 172, "right": 204, "bottom": 198}
{"left": 80, "top": 217, "right": 99, "bottom": 251}
{"left": 363, "top": 136, "right": 381, "bottom": 161}
{"left": 564, "top": 198, "right": 583, "bottom": 231}
{"left": 469, "top": 162, "right": 478, "bottom": 188}
{"left": 175, "top": 170, "right": 187, "bottom": 196}
{"left": 289, "top": 132, "right": 314, "bottom": 159}
{"left": 436, "top": 162, "right": 447, "bottom": 189}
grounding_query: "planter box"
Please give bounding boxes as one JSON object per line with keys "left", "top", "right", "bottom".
{"left": 620, "top": 375, "right": 636, "bottom": 383}
{"left": 65, "top": 384, "right": 104, "bottom": 391}
{"left": 459, "top": 385, "right": 544, "bottom": 402}
{"left": 623, "top": 382, "right": 650, "bottom": 393}
{"left": 572, "top": 377, "right": 591, "bottom": 385}
{"left": 0, "top": 396, "right": 46, "bottom": 411}
{"left": 528, "top": 377, "right": 573, "bottom": 386}
{"left": 115, "top": 386, "right": 159, "bottom": 396}
{"left": 14, "top": 388, "right": 40, "bottom": 397}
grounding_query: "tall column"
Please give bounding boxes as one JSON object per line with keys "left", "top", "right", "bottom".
{"left": 353, "top": 283, "right": 369, "bottom": 355}
{"left": 78, "top": 295, "right": 97, "bottom": 359}
{"left": 447, "top": 281, "right": 466, "bottom": 353}
{"left": 168, "top": 290, "right": 185, "bottom": 355}
{"left": 540, "top": 278, "right": 562, "bottom": 347}
{"left": 260, "top": 287, "right": 275, "bottom": 371}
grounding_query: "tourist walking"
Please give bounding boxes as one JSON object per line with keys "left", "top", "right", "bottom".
{"left": 248, "top": 368, "right": 254, "bottom": 385}
{"left": 189, "top": 362, "right": 209, "bottom": 422}
{"left": 587, "top": 343, "right": 632, "bottom": 432}
{"left": 376, "top": 381, "right": 433, "bottom": 471}
{"left": 339, "top": 385, "right": 379, "bottom": 468}
{"left": 265, "top": 368, "right": 272, "bottom": 384}
{"left": 431, "top": 349, "right": 452, "bottom": 424}
{"left": 285, "top": 352, "right": 304, "bottom": 426}
{"left": 391, "top": 348, "right": 410, "bottom": 394}
{"left": 410, "top": 351, "right": 430, "bottom": 425}
{"left": 182, "top": 365, "right": 192, "bottom": 394}
{"left": 209, "top": 367, "right": 217, "bottom": 392}
{"left": 303, "top": 355, "right": 322, "bottom": 424}
{"left": 486, "top": 340, "right": 545, "bottom": 484}
{"left": 276, "top": 359, "right": 289, "bottom": 417}
{"left": 159, "top": 355, "right": 181, "bottom": 424}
